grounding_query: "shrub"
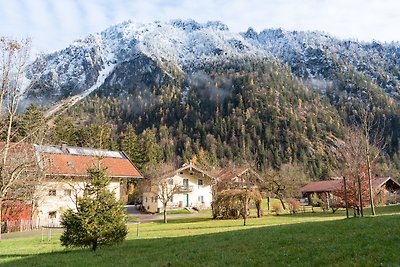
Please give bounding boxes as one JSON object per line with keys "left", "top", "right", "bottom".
{"left": 288, "top": 198, "right": 301, "bottom": 214}
{"left": 272, "top": 202, "right": 283, "bottom": 215}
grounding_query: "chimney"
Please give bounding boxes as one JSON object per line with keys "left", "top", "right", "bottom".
{"left": 61, "top": 144, "right": 68, "bottom": 153}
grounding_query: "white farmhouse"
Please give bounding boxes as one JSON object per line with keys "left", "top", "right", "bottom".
{"left": 142, "top": 163, "right": 215, "bottom": 213}
{"left": 34, "top": 144, "right": 142, "bottom": 227}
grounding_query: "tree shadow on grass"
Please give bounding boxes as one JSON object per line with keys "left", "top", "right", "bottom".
{"left": 153, "top": 217, "right": 212, "bottom": 224}
{"left": 1, "top": 214, "right": 399, "bottom": 267}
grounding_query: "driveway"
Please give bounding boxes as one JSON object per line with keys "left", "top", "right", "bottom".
{"left": 125, "top": 205, "right": 207, "bottom": 222}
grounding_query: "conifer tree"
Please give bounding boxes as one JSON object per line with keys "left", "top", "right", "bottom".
{"left": 120, "top": 124, "right": 144, "bottom": 169}
{"left": 16, "top": 104, "right": 46, "bottom": 143}
{"left": 60, "top": 166, "right": 127, "bottom": 251}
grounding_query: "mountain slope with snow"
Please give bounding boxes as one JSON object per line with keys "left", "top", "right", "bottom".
{"left": 24, "top": 19, "right": 400, "bottom": 109}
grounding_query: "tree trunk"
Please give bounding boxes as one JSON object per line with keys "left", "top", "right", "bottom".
{"left": 357, "top": 175, "right": 364, "bottom": 217}
{"left": 256, "top": 199, "right": 261, "bottom": 218}
{"left": 325, "top": 192, "right": 330, "bottom": 210}
{"left": 366, "top": 153, "right": 376, "bottom": 215}
{"left": 267, "top": 196, "right": 270, "bottom": 214}
{"left": 92, "top": 239, "right": 98, "bottom": 251}
{"left": 163, "top": 204, "right": 167, "bottom": 224}
{"left": 279, "top": 197, "right": 286, "bottom": 210}
{"left": 343, "top": 176, "right": 349, "bottom": 219}
{"left": 243, "top": 190, "right": 248, "bottom": 226}
{"left": 0, "top": 197, "right": 2, "bottom": 240}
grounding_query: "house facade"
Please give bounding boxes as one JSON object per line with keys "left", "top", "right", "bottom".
{"left": 33, "top": 144, "right": 143, "bottom": 226}
{"left": 142, "top": 163, "right": 215, "bottom": 213}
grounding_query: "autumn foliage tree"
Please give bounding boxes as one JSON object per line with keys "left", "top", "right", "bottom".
{"left": 336, "top": 127, "right": 374, "bottom": 216}
{"left": 334, "top": 169, "right": 371, "bottom": 216}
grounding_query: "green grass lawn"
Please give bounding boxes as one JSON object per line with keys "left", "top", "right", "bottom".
{"left": 166, "top": 209, "right": 191, "bottom": 215}
{"left": 126, "top": 215, "right": 140, "bottom": 221}
{"left": 0, "top": 205, "right": 399, "bottom": 266}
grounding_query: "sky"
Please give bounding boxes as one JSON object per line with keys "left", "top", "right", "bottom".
{"left": 0, "top": 0, "right": 399, "bottom": 57}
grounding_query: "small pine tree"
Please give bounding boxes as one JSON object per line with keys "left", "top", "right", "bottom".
{"left": 60, "top": 166, "right": 127, "bottom": 251}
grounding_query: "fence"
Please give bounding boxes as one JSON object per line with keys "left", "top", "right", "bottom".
{"left": 1, "top": 220, "right": 37, "bottom": 233}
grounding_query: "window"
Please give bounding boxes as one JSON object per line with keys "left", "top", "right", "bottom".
{"left": 198, "top": 179, "right": 204, "bottom": 186}
{"left": 151, "top": 197, "right": 154, "bottom": 203}
{"left": 145, "top": 197, "right": 148, "bottom": 203}
{"left": 198, "top": 196, "right": 204, "bottom": 203}
{"left": 168, "top": 179, "right": 174, "bottom": 185}
{"left": 67, "top": 161, "right": 75, "bottom": 167}
{"left": 64, "top": 189, "right": 72, "bottom": 196}
{"left": 48, "top": 211, "right": 57, "bottom": 219}
{"left": 183, "top": 179, "right": 189, "bottom": 187}
{"left": 48, "top": 189, "right": 56, "bottom": 196}
{"left": 170, "top": 196, "right": 173, "bottom": 202}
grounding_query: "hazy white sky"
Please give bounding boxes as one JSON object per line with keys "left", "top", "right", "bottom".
{"left": 0, "top": 0, "right": 399, "bottom": 56}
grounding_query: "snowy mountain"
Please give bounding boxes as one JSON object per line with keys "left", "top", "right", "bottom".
{"left": 244, "top": 28, "right": 400, "bottom": 98}
{"left": 24, "top": 19, "right": 267, "bottom": 107}
{"left": 23, "top": 19, "right": 400, "bottom": 109}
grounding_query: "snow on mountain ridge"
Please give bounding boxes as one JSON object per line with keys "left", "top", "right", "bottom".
{"left": 24, "top": 19, "right": 400, "bottom": 108}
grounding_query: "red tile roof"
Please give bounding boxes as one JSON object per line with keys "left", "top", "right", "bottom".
{"left": 301, "top": 180, "right": 342, "bottom": 193}
{"left": 0, "top": 142, "right": 143, "bottom": 178}
{"left": 43, "top": 153, "right": 142, "bottom": 178}
{"left": 301, "top": 177, "right": 400, "bottom": 193}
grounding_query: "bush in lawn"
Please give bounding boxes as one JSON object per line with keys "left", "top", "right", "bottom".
{"left": 60, "top": 166, "right": 127, "bottom": 251}
{"left": 310, "top": 193, "right": 323, "bottom": 212}
{"left": 271, "top": 202, "right": 283, "bottom": 215}
{"left": 288, "top": 198, "right": 301, "bottom": 214}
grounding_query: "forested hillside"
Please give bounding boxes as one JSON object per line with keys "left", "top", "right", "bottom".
{"left": 15, "top": 20, "right": 400, "bottom": 180}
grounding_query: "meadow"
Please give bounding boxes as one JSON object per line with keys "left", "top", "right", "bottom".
{"left": 0, "top": 205, "right": 399, "bottom": 267}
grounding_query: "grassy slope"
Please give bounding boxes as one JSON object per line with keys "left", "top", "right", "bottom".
{"left": 0, "top": 205, "right": 399, "bottom": 267}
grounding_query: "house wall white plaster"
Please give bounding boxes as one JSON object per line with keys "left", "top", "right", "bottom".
{"left": 35, "top": 177, "right": 121, "bottom": 227}
{"left": 143, "top": 169, "right": 213, "bottom": 213}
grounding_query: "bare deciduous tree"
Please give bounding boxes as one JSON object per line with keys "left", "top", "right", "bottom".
{"left": 359, "top": 107, "right": 385, "bottom": 216}
{"left": 143, "top": 162, "right": 186, "bottom": 223}
{"left": 262, "top": 163, "right": 307, "bottom": 211}
{"left": 0, "top": 37, "right": 32, "bottom": 239}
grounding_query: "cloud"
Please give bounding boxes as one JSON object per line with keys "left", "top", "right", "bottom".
{"left": 0, "top": 0, "right": 399, "bottom": 57}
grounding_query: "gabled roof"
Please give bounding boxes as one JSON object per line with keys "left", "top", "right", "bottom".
{"left": 372, "top": 176, "right": 400, "bottom": 189}
{"left": 157, "top": 163, "right": 215, "bottom": 180}
{"left": 43, "top": 153, "right": 142, "bottom": 178}
{"left": 216, "top": 168, "right": 261, "bottom": 182}
{"left": 301, "top": 177, "right": 400, "bottom": 193}
{"left": 38, "top": 144, "right": 143, "bottom": 178}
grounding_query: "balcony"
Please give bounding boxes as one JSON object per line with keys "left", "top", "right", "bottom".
{"left": 178, "top": 185, "right": 193, "bottom": 193}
